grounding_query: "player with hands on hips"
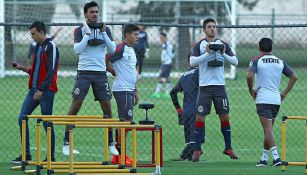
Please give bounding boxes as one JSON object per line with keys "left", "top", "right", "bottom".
{"left": 247, "top": 38, "right": 297, "bottom": 167}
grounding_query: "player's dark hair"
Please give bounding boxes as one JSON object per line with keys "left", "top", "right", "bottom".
{"left": 84, "top": 1, "right": 99, "bottom": 13}
{"left": 203, "top": 18, "right": 216, "bottom": 29}
{"left": 160, "top": 32, "right": 167, "bottom": 38}
{"left": 187, "top": 52, "right": 191, "bottom": 63}
{"left": 29, "top": 21, "right": 46, "bottom": 34}
{"left": 259, "top": 38, "right": 273, "bottom": 52}
{"left": 123, "top": 24, "right": 139, "bottom": 38}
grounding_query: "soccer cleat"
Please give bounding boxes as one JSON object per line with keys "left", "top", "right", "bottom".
{"left": 223, "top": 148, "right": 238, "bottom": 160}
{"left": 272, "top": 158, "right": 282, "bottom": 167}
{"left": 256, "top": 160, "right": 268, "bottom": 167}
{"left": 62, "top": 144, "right": 80, "bottom": 156}
{"left": 109, "top": 143, "right": 119, "bottom": 156}
{"left": 111, "top": 155, "right": 136, "bottom": 165}
{"left": 11, "top": 155, "right": 32, "bottom": 163}
{"left": 171, "top": 146, "right": 189, "bottom": 161}
{"left": 112, "top": 155, "right": 120, "bottom": 164}
{"left": 149, "top": 93, "right": 161, "bottom": 99}
{"left": 191, "top": 150, "right": 203, "bottom": 162}
{"left": 186, "top": 144, "right": 195, "bottom": 161}
{"left": 125, "top": 155, "right": 135, "bottom": 165}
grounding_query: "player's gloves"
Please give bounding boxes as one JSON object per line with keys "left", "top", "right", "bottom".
{"left": 82, "top": 19, "right": 91, "bottom": 35}
{"left": 176, "top": 108, "right": 183, "bottom": 125}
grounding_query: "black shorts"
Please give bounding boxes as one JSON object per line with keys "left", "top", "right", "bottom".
{"left": 196, "top": 85, "right": 229, "bottom": 116}
{"left": 158, "top": 64, "right": 172, "bottom": 78}
{"left": 72, "top": 71, "right": 112, "bottom": 101}
{"left": 113, "top": 91, "right": 135, "bottom": 120}
{"left": 256, "top": 104, "right": 280, "bottom": 119}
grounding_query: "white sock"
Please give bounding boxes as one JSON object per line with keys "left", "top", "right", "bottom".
{"left": 261, "top": 149, "right": 269, "bottom": 161}
{"left": 270, "top": 146, "right": 280, "bottom": 160}
{"left": 155, "top": 83, "right": 162, "bottom": 93}
{"left": 165, "top": 83, "right": 171, "bottom": 94}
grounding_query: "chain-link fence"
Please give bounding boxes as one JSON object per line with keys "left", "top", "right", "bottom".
{"left": 0, "top": 23, "right": 306, "bottom": 163}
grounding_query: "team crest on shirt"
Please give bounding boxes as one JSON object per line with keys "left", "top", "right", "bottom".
{"left": 249, "top": 61, "right": 253, "bottom": 68}
{"left": 74, "top": 88, "right": 80, "bottom": 95}
{"left": 198, "top": 106, "right": 203, "bottom": 113}
{"left": 128, "top": 109, "right": 133, "bottom": 116}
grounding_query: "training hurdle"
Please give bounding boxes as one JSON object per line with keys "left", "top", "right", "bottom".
{"left": 12, "top": 115, "right": 162, "bottom": 175}
{"left": 281, "top": 116, "right": 307, "bottom": 174}
{"left": 115, "top": 127, "right": 163, "bottom": 167}
{"left": 44, "top": 122, "right": 161, "bottom": 175}
{"left": 12, "top": 115, "right": 131, "bottom": 172}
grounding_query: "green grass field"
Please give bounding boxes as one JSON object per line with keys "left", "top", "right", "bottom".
{"left": 0, "top": 68, "right": 306, "bottom": 175}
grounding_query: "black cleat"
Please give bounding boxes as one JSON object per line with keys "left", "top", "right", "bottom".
{"left": 272, "top": 158, "right": 282, "bottom": 167}
{"left": 256, "top": 160, "right": 268, "bottom": 167}
{"left": 11, "top": 155, "right": 32, "bottom": 163}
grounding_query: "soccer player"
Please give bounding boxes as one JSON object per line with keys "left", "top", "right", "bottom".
{"left": 11, "top": 21, "right": 59, "bottom": 162}
{"left": 189, "top": 18, "right": 239, "bottom": 162}
{"left": 134, "top": 25, "right": 149, "bottom": 77}
{"left": 106, "top": 24, "right": 140, "bottom": 164}
{"left": 247, "top": 38, "right": 297, "bottom": 167}
{"left": 150, "top": 32, "right": 174, "bottom": 99}
{"left": 62, "top": 1, "right": 118, "bottom": 156}
{"left": 170, "top": 54, "right": 198, "bottom": 161}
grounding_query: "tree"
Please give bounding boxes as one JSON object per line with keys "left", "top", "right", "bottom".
{"left": 119, "top": 0, "right": 259, "bottom": 69}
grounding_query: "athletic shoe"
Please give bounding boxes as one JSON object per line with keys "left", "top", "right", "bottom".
{"left": 112, "top": 155, "right": 120, "bottom": 164}
{"left": 11, "top": 155, "right": 32, "bottom": 163}
{"left": 172, "top": 145, "right": 194, "bottom": 161}
{"left": 111, "top": 155, "right": 136, "bottom": 165}
{"left": 149, "top": 93, "right": 161, "bottom": 99}
{"left": 62, "top": 144, "right": 80, "bottom": 156}
{"left": 256, "top": 160, "right": 268, "bottom": 167}
{"left": 125, "top": 155, "right": 135, "bottom": 165}
{"left": 223, "top": 148, "right": 238, "bottom": 159}
{"left": 186, "top": 144, "right": 195, "bottom": 161}
{"left": 272, "top": 158, "right": 282, "bottom": 167}
{"left": 191, "top": 150, "right": 203, "bottom": 162}
{"left": 109, "top": 143, "right": 119, "bottom": 156}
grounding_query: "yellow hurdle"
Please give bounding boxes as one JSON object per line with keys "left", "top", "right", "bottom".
{"left": 28, "top": 115, "right": 113, "bottom": 119}
{"left": 281, "top": 120, "right": 286, "bottom": 171}
{"left": 13, "top": 115, "right": 162, "bottom": 175}
{"left": 121, "top": 128, "right": 126, "bottom": 166}
{"left": 281, "top": 116, "right": 307, "bottom": 174}
{"left": 132, "top": 129, "right": 137, "bottom": 169}
{"left": 22, "top": 120, "right": 26, "bottom": 170}
{"left": 42, "top": 165, "right": 120, "bottom": 169}
{"left": 44, "top": 123, "right": 138, "bottom": 174}
{"left": 42, "top": 118, "right": 122, "bottom": 122}
{"left": 154, "top": 127, "right": 161, "bottom": 174}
